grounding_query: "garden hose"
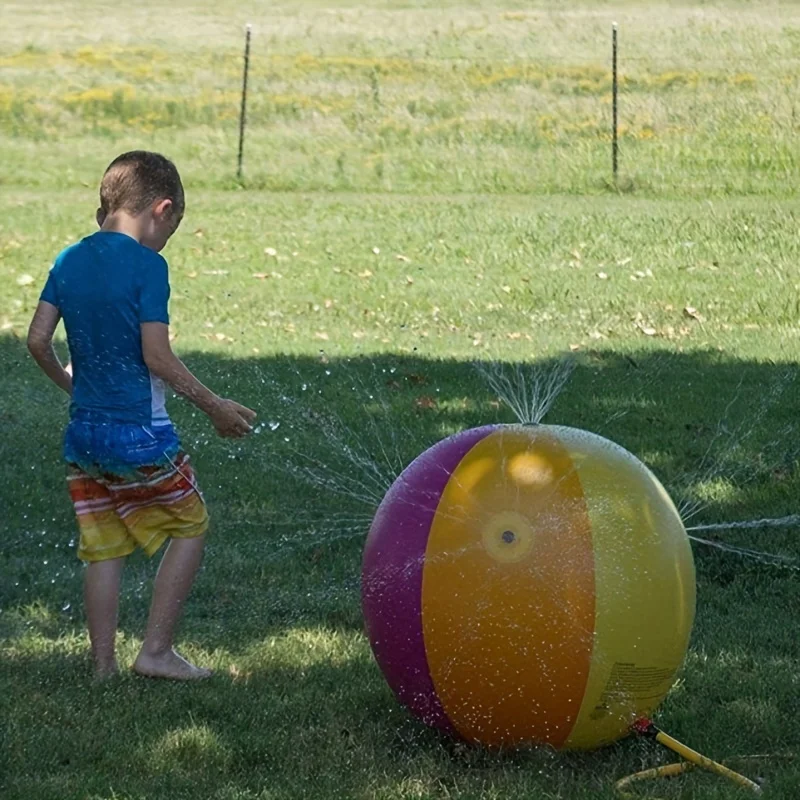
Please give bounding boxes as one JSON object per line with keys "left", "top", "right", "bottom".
{"left": 615, "top": 719, "right": 763, "bottom": 798}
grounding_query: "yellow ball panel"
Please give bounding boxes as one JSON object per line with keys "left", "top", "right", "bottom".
{"left": 557, "top": 426, "right": 696, "bottom": 749}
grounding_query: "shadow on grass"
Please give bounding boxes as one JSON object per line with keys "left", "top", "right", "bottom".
{"left": 1, "top": 643, "right": 798, "bottom": 800}
{"left": 3, "top": 331, "right": 799, "bottom": 629}
{"left": 2, "top": 333, "right": 799, "bottom": 798}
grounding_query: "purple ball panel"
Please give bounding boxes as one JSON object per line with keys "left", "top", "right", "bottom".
{"left": 362, "top": 425, "right": 498, "bottom": 733}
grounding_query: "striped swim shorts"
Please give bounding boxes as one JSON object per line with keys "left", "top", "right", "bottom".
{"left": 64, "top": 422, "right": 209, "bottom": 562}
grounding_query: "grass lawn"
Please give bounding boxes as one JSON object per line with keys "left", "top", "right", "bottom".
{"left": 1, "top": 2, "right": 800, "bottom": 798}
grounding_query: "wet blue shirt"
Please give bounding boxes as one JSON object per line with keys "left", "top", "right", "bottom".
{"left": 41, "top": 231, "right": 172, "bottom": 428}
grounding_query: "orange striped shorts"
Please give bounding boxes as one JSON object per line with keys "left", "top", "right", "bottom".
{"left": 67, "top": 453, "right": 209, "bottom": 562}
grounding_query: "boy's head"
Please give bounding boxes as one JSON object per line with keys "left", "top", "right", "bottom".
{"left": 97, "top": 151, "right": 184, "bottom": 252}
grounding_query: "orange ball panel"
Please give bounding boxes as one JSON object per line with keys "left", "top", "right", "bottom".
{"left": 421, "top": 427, "right": 595, "bottom": 747}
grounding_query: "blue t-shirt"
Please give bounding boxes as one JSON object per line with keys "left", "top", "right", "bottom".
{"left": 41, "top": 231, "right": 172, "bottom": 427}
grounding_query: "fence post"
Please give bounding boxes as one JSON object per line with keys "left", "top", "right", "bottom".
{"left": 237, "top": 23, "right": 252, "bottom": 181}
{"left": 612, "top": 22, "right": 619, "bottom": 182}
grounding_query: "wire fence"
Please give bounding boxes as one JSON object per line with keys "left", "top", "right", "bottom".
{"left": 3, "top": 20, "right": 800, "bottom": 193}
{"left": 223, "top": 22, "right": 800, "bottom": 191}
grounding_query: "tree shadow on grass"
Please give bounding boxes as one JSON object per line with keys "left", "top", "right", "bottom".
{"left": 2, "top": 334, "right": 800, "bottom": 798}
{"left": 3, "top": 332, "right": 799, "bottom": 634}
{"left": 2, "top": 644, "right": 798, "bottom": 800}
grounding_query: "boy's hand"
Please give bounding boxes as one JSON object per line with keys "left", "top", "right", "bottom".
{"left": 210, "top": 398, "right": 257, "bottom": 438}
{"left": 142, "top": 323, "right": 256, "bottom": 435}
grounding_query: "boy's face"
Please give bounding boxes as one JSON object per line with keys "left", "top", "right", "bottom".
{"left": 141, "top": 198, "right": 183, "bottom": 253}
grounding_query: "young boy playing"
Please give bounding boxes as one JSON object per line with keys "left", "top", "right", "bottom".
{"left": 27, "top": 151, "right": 256, "bottom": 680}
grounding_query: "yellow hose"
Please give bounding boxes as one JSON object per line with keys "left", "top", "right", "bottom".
{"left": 615, "top": 761, "right": 696, "bottom": 799}
{"left": 616, "top": 720, "right": 763, "bottom": 798}
{"left": 653, "top": 730, "right": 762, "bottom": 792}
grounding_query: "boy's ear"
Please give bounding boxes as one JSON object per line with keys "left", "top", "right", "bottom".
{"left": 96, "top": 207, "right": 106, "bottom": 228}
{"left": 153, "top": 198, "right": 173, "bottom": 219}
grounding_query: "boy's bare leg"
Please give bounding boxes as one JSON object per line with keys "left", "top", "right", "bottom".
{"left": 85, "top": 557, "right": 125, "bottom": 679}
{"left": 133, "top": 535, "right": 212, "bottom": 680}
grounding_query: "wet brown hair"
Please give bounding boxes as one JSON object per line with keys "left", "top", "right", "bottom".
{"left": 99, "top": 151, "right": 184, "bottom": 219}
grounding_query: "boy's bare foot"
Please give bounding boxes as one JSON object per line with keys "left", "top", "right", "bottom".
{"left": 93, "top": 659, "right": 119, "bottom": 681}
{"left": 133, "top": 648, "right": 213, "bottom": 680}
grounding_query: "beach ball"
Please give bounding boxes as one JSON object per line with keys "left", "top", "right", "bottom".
{"left": 362, "top": 424, "right": 695, "bottom": 750}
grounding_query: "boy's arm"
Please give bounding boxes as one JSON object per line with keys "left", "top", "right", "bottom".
{"left": 141, "top": 322, "right": 255, "bottom": 437}
{"left": 27, "top": 301, "right": 72, "bottom": 395}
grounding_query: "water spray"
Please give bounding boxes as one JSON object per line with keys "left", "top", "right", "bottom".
{"left": 253, "top": 356, "right": 798, "bottom": 795}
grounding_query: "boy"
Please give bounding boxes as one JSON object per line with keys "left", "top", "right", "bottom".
{"left": 27, "top": 151, "right": 256, "bottom": 680}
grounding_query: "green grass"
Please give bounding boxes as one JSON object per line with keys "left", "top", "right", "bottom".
{"left": 2, "top": 1, "right": 800, "bottom": 195}
{"left": 2, "top": 2, "right": 800, "bottom": 799}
